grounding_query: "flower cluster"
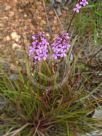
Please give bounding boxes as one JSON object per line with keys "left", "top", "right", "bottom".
{"left": 51, "top": 32, "right": 71, "bottom": 60}
{"left": 29, "top": 33, "right": 49, "bottom": 63}
{"left": 28, "top": 32, "right": 71, "bottom": 63}
{"left": 73, "top": 0, "right": 88, "bottom": 13}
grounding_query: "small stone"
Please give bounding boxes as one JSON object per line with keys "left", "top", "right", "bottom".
{"left": 38, "top": 5, "right": 44, "bottom": 11}
{"left": 36, "top": 1, "right": 42, "bottom": 5}
{"left": 56, "top": 0, "right": 62, "bottom": 3}
{"left": 9, "top": 74, "right": 18, "bottom": 81}
{"left": 15, "top": 50, "right": 24, "bottom": 59}
{"left": 9, "top": 11, "right": 15, "bottom": 17}
{"left": 11, "top": 32, "right": 20, "bottom": 42}
{"left": 36, "top": 16, "right": 42, "bottom": 21}
{"left": 5, "top": 5, "right": 11, "bottom": 11}
{"left": 46, "top": 33, "right": 50, "bottom": 40}
{"left": 63, "top": 6, "right": 69, "bottom": 10}
{"left": 3, "top": 16, "right": 8, "bottom": 20}
{"left": 12, "top": 43, "right": 21, "bottom": 49}
{"left": 10, "top": 64, "right": 17, "bottom": 71}
{"left": 93, "top": 108, "right": 102, "bottom": 119}
{"left": 24, "top": 13, "right": 27, "bottom": 18}
{"left": 0, "top": 23, "right": 4, "bottom": 27}
{"left": 6, "top": 35, "right": 11, "bottom": 41}
{"left": 41, "top": 20, "right": 46, "bottom": 25}
{"left": 52, "top": 26, "right": 56, "bottom": 31}
{"left": 53, "top": 19, "right": 58, "bottom": 25}
{"left": 49, "top": 11, "right": 54, "bottom": 15}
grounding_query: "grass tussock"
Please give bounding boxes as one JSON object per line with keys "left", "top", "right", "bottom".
{"left": 0, "top": 37, "right": 102, "bottom": 136}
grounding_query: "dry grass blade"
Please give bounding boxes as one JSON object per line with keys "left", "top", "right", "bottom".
{"left": 77, "top": 82, "right": 102, "bottom": 102}
{"left": 53, "top": 8, "right": 64, "bottom": 31}
{"left": 2, "top": 123, "right": 30, "bottom": 136}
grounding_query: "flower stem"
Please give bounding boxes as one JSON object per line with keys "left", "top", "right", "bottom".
{"left": 67, "top": 12, "right": 76, "bottom": 32}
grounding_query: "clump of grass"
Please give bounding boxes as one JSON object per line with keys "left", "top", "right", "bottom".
{"left": 0, "top": 37, "right": 102, "bottom": 136}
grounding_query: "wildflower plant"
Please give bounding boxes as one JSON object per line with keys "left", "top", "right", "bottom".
{"left": 28, "top": 31, "right": 71, "bottom": 90}
{"left": 0, "top": 0, "right": 102, "bottom": 136}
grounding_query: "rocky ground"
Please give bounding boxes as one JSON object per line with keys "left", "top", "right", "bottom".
{"left": 0, "top": 0, "right": 70, "bottom": 73}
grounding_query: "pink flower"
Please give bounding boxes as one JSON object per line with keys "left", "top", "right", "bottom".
{"left": 73, "top": 0, "right": 88, "bottom": 13}
{"left": 51, "top": 32, "right": 71, "bottom": 60}
{"left": 80, "top": 0, "right": 88, "bottom": 6}
{"left": 73, "top": 4, "right": 82, "bottom": 13}
{"left": 29, "top": 33, "right": 49, "bottom": 63}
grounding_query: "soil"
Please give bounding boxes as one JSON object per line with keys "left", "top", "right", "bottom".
{"left": 0, "top": 0, "right": 69, "bottom": 60}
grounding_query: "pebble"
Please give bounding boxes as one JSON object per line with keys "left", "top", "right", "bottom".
{"left": 49, "top": 11, "right": 54, "bottom": 16}
{"left": 3, "top": 16, "right": 8, "bottom": 20}
{"left": 10, "top": 64, "right": 17, "bottom": 72}
{"left": 36, "top": 16, "right": 42, "bottom": 21}
{"left": 10, "top": 32, "right": 20, "bottom": 42}
{"left": 41, "top": 20, "right": 46, "bottom": 25}
{"left": 46, "top": 33, "right": 50, "bottom": 40}
{"left": 93, "top": 108, "right": 102, "bottom": 119}
{"left": 52, "top": 26, "right": 56, "bottom": 31}
{"left": 15, "top": 50, "right": 24, "bottom": 59}
{"left": 6, "top": 35, "right": 11, "bottom": 41}
{"left": 36, "top": 1, "right": 42, "bottom": 5}
{"left": 56, "top": 0, "right": 62, "bottom": 3}
{"left": 5, "top": 5, "right": 11, "bottom": 11}
{"left": 0, "top": 23, "right": 4, "bottom": 28}
{"left": 24, "top": 13, "right": 27, "bottom": 18}
{"left": 9, "top": 11, "right": 15, "bottom": 17}
{"left": 9, "top": 74, "right": 18, "bottom": 81}
{"left": 12, "top": 43, "right": 21, "bottom": 49}
{"left": 53, "top": 19, "right": 58, "bottom": 25}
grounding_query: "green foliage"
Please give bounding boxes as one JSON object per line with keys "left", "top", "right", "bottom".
{"left": 73, "top": 0, "right": 102, "bottom": 45}
{"left": 0, "top": 37, "right": 101, "bottom": 136}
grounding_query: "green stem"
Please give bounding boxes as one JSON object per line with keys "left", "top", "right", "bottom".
{"left": 67, "top": 12, "right": 76, "bottom": 32}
